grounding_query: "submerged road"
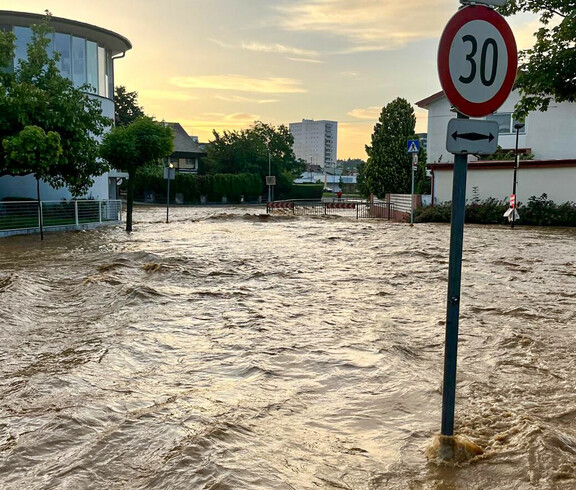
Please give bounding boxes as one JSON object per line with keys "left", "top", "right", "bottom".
{"left": 1, "top": 206, "right": 575, "bottom": 488}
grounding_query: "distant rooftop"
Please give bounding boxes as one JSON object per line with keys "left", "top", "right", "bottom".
{"left": 166, "top": 123, "right": 206, "bottom": 158}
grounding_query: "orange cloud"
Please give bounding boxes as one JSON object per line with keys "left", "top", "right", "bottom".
{"left": 277, "top": 0, "right": 454, "bottom": 50}
{"left": 170, "top": 75, "right": 306, "bottom": 94}
{"left": 347, "top": 106, "right": 381, "bottom": 120}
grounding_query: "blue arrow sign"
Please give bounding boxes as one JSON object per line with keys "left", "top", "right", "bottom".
{"left": 407, "top": 139, "right": 419, "bottom": 154}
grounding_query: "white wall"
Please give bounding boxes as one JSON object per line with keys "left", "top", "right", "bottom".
{"left": 425, "top": 91, "right": 576, "bottom": 163}
{"left": 434, "top": 166, "right": 576, "bottom": 205}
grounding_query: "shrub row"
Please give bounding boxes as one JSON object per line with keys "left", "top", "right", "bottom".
{"left": 132, "top": 172, "right": 262, "bottom": 203}
{"left": 289, "top": 184, "right": 323, "bottom": 200}
{"left": 415, "top": 194, "right": 576, "bottom": 227}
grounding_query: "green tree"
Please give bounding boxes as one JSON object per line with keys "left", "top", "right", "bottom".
{"left": 114, "top": 86, "right": 146, "bottom": 126}
{"left": 3, "top": 125, "right": 63, "bottom": 239}
{"left": 356, "top": 160, "right": 369, "bottom": 198}
{"left": 499, "top": 1, "right": 575, "bottom": 119}
{"left": 205, "top": 121, "right": 305, "bottom": 181}
{"left": 100, "top": 117, "right": 173, "bottom": 232}
{"left": 0, "top": 16, "right": 110, "bottom": 196}
{"left": 364, "top": 98, "right": 427, "bottom": 198}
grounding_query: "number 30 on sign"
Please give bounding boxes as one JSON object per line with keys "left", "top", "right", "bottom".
{"left": 438, "top": 5, "right": 517, "bottom": 118}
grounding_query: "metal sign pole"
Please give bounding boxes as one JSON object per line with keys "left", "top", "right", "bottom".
{"left": 411, "top": 154, "right": 417, "bottom": 224}
{"left": 441, "top": 112, "right": 469, "bottom": 436}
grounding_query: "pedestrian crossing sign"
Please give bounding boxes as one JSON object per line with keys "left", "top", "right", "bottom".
{"left": 407, "top": 140, "right": 419, "bottom": 154}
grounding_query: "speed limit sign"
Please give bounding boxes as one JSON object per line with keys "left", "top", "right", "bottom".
{"left": 438, "top": 5, "right": 517, "bottom": 117}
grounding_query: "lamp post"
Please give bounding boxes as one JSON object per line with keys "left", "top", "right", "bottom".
{"left": 511, "top": 122, "right": 525, "bottom": 229}
{"left": 166, "top": 161, "right": 174, "bottom": 223}
{"left": 268, "top": 148, "right": 272, "bottom": 204}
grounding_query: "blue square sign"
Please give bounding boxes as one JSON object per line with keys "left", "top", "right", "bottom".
{"left": 407, "top": 139, "right": 419, "bottom": 154}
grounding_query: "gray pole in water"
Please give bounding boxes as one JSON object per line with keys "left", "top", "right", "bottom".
{"left": 166, "top": 163, "right": 173, "bottom": 224}
{"left": 511, "top": 122, "right": 524, "bottom": 229}
{"left": 410, "top": 156, "right": 415, "bottom": 224}
{"left": 441, "top": 111, "right": 469, "bottom": 436}
{"left": 36, "top": 176, "right": 44, "bottom": 241}
{"left": 268, "top": 148, "right": 271, "bottom": 204}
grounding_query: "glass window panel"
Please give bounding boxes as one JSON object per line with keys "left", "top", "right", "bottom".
{"left": 512, "top": 119, "right": 526, "bottom": 134}
{"left": 0, "top": 26, "right": 13, "bottom": 73}
{"left": 14, "top": 26, "right": 32, "bottom": 70}
{"left": 86, "top": 40, "right": 98, "bottom": 93}
{"left": 54, "top": 32, "right": 71, "bottom": 80}
{"left": 107, "top": 51, "right": 113, "bottom": 99}
{"left": 72, "top": 36, "right": 86, "bottom": 88}
{"left": 46, "top": 33, "right": 54, "bottom": 59}
{"left": 98, "top": 46, "right": 106, "bottom": 97}
{"left": 487, "top": 113, "right": 512, "bottom": 134}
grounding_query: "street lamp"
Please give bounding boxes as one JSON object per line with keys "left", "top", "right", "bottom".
{"left": 166, "top": 161, "right": 174, "bottom": 223}
{"left": 511, "top": 121, "right": 525, "bottom": 229}
{"left": 267, "top": 147, "right": 272, "bottom": 204}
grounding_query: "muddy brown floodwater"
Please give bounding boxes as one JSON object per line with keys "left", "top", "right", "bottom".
{"left": 1, "top": 206, "right": 576, "bottom": 489}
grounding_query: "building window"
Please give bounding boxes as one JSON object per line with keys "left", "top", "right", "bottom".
{"left": 107, "top": 51, "right": 113, "bottom": 99}
{"left": 86, "top": 40, "right": 98, "bottom": 94}
{"left": 486, "top": 113, "right": 526, "bottom": 135}
{"left": 97, "top": 46, "right": 106, "bottom": 97}
{"left": 72, "top": 36, "right": 86, "bottom": 88}
{"left": 54, "top": 32, "right": 72, "bottom": 80}
{"left": 14, "top": 26, "right": 32, "bottom": 69}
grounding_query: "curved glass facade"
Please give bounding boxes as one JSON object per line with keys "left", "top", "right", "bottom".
{"left": 12, "top": 26, "right": 113, "bottom": 98}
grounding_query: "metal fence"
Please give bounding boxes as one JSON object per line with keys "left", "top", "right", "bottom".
{"left": 0, "top": 200, "right": 122, "bottom": 234}
{"left": 267, "top": 200, "right": 392, "bottom": 219}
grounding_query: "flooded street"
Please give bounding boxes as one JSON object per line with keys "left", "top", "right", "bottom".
{"left": 1, "top": 206, "right": 576, "bottom": 489}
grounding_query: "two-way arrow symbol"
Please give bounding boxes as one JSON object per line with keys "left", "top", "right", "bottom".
{"left": 451, "top": 131, "right": 495, "bottom": 142}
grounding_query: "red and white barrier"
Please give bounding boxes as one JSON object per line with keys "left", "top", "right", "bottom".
{"left": 326, "top": 202, "right": 356, "bottom": 209}
{"left": 267, "top": 202, "right": 294, "bottom": 209}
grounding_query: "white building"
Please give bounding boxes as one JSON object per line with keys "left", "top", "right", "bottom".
{"left": 0, "top": 10, "right": 131, "bottom": 201}
{"left": 416, "top": 90, "right": 576, "bottom": 205}
{"left": 289, "top": 119, "right": 338, "bottom": 169}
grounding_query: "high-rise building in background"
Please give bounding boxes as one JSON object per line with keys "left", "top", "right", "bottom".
{"left": 289, "top": 119, "right": 338, "bottom": 169}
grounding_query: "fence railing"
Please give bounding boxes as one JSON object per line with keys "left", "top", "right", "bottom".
{"left": 0, "top": 199, "right": 122, "bottom": 234}
{"left": 267, "top": 199, "right": 392, "bottom": 219}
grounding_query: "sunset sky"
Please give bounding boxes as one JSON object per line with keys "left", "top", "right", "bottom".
{"left": 4, "top": 1, "right": 539, "bottom": 159}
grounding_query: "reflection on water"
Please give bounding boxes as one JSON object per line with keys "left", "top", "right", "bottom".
{"left": 1, "top": 206, "right": 575, "bottom": 489}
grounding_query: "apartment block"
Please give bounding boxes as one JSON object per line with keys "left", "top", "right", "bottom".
{"left": 289, "top": 119, "right": 338, "bottom": 169}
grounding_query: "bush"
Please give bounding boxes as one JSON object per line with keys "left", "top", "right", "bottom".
{"left": 414, "top": 202, "right": 452, "bottom": 222}
{"left": 286, "top": 184, "right": 323, "bottom": 200}
{"left": 414, "top": 194, "right": 576, "bottom": 227}
{"left": 130, "top": 171, "right": 262, "bottom": 203}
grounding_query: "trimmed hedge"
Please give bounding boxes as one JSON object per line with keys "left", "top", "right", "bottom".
{"left": 131, "top": 171, "right": 262, "bottom": 203}
{"left": 287, "top": 184, "right": 323, "bottom": 200}
{"left": 415, "top": 194, "right": 576, "bottom": 226}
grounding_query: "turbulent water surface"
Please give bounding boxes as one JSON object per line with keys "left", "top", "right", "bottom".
{"left": 1, "top": 206, "right": 575, "bottom": 489}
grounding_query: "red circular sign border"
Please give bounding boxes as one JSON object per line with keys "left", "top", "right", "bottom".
{"left": 438, "top": 5, "right": 517, "bottom": 117}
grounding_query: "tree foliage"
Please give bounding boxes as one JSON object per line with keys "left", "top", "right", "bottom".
{"left": 499, "top": 1, "right": 575, "bottom": 119}
{"left": 100, "top": 117, "right": 173, "bottom": 231}
{"left": 3, "top": 125, "right": 62, "bottom": 181}
{"left": 204, "top": 121, "right": 305, "bottom": 181}
{"left": 364, "top": 98, "right": 428, "bottom": 198}
{"left": 114, "top": 86, "right": 146, "bottom": 126}
{"left": 0, "top": 16, "right": 111, "bottom": 196}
